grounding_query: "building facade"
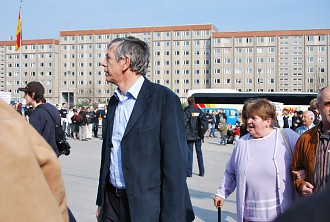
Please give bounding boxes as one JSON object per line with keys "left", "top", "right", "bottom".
{"left": 0, "top": 24, "right": 329, "bottom": 105}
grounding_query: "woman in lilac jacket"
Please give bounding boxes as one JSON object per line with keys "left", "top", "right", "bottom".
{"left": 213, "top": 98, "right": 300, "bottom": 222}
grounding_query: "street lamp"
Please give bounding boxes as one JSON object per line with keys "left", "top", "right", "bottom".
{"left": 67, "top": 71, "right": 70, "bottom": 108}
{"left": 257, "top": 68, "right": 262, "bottom": 92}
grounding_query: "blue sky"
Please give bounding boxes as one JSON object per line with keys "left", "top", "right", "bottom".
{"left": 1, "top": 0, "right": 329, "bottom": 41}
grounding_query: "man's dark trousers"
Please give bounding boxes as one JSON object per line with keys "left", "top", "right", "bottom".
{"left": 187, "top": 139, "right": 204, "bottom": 177}
{"left": 100, "top": 180, "right": 131, "bottom": 222}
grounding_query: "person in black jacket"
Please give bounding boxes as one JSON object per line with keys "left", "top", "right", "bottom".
{"left": 99, "top": 104, "right": 107, "bottom": 140}
{"left": 96, "top": 36, "right": 194, "bottom": 221}
{"left": 18, "top": 81, "right": 60, "bottom": 156}
{"left": 92, "top": 106, "right": 101, "bottom": 138}
{"left": 282, "top": 109, "right": 290, "bottom": 128}
{"left": 184, "top": 97, "right": 205, "bottom": 177}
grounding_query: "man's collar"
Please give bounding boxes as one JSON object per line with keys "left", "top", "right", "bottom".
{"left": 114, "top": 76, "right": 145, "bottom": 101}
{"left": 318, "top": 122, "right": 330, "bottom": 140}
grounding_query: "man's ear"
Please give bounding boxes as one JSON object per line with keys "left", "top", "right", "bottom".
{"left": 122, "top": 56, "right": 131, "bottom": 71}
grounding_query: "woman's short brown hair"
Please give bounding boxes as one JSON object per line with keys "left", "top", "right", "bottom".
{"left": 245, "top": 98, "right": 277, "bottom": 127}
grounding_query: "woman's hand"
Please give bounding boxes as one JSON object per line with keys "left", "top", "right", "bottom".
{"left": 213, "top": 195, "right": 224, "bottom": 208}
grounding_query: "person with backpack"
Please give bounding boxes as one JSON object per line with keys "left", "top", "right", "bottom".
{"left": 18, "top": 81, "right": 60, "bottom": 156}
{"left": 218, "top": 117, "right": 227, "bottom": 145}
{"left": 184, "top": 96, "right": 206, "bottom": 177}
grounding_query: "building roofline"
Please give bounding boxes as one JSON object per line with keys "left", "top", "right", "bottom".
{"left": 0, "top": 39, "right": 59, "bottom": 46}
{"left": 60, "top": 24, "right": 218, "bottom": 36}
{"left": 212, "top": 29, "right": 330, "bottom": 38}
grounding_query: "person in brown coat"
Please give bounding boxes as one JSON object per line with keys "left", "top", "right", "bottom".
{"left": 0, "top": 98, "right": 69, "bottom": 222}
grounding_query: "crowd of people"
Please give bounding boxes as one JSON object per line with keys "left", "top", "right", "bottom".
{"left": 210, "top": 89, "right": 330, "bottom": 221}
{"left": 3, "top": 35, "right": 330, "bottom": 222}
{"left": 12, "top": 101, "right": 108, "bottom": 141}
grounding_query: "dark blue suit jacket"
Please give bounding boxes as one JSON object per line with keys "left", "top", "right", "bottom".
{"left": 96, "top": 78, "right": 194, "bottom": 222}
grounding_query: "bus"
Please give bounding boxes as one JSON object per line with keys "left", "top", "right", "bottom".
{"left": 188, "top": 89, "right": 317, "bottom": 112}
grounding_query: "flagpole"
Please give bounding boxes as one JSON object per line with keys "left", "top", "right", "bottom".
{"left": 19, "top": 0, "right": 22, "bottom": 103}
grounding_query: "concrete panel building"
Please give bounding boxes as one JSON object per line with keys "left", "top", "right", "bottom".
{"left": 0, "top": 24, "right": 329, "bottom": 104}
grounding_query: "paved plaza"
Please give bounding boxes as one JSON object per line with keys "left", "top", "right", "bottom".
{"left": 60, "top": 132, "right": 237, "bottom": 222}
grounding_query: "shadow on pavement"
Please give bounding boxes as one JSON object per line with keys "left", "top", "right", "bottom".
{"left": 193, "top": 205, "right": 237, "bottom": 222}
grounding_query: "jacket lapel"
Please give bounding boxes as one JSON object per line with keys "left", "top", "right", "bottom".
{"left": 106, "top": 95, "right": 118, "bottom": 146}
{"left": 123, "top": 79, "right": 153, "bottom": 138}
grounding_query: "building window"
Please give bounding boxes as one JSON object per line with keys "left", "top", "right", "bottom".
{"left": 257, "top": 48, "right": 264, "bottom": 53}
{"left": 307, "top": 46, "right": 314, "bottom": 52}
{"left": 235, "top": 38, "right": 243, "bottom": 43}
{"left": 257, "top": 37, "right": 264, "bottom": 43}
{"left": 224, "top": 58, "right": 231, "bottom": 64}
{"left": 224, "top": 69, "right": 231, "bottom": 74}
{"left": 214, "top": 58, "right": 221, "bottom": 64}
{"left": 183, "top": 41, "right": 190, "bottom": 46}
{"left": 247, "top": 37, "right": 253, "bottom": 43}
{"left": 268, "top": 57, "right": 275, "bottom": 63}
{"left": 318, "top": 46, "right": 325, "bottom": 52}
{"left": 307, "top": 36, "right": 314, "bottom": 41}
{"left": 194, "top": 40, "right": 200, "bottom": 46}
{"left": 235, "top": 58, "right": 242, "bottom": 64}
{"left": 257, "top": 58, "right": 264, "bottom": 63}
{"left": 214, "top": 48, "right": 221, "bottom": 54}
{"left": 269, "top": 37, "right": 276, "bottom": 43}
{"left": 194, "top": 70, "right": 200, "bottom": 74}
{"left": 307, "top": 57, "right": 314, "bottom": 63}
{"left": 235, "top": 48, "right": 243, "bottom": 53}
{"left": 268, "top": 47, "right": 275, "bottom": 53}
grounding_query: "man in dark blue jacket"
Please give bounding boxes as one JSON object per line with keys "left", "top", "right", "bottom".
{"left": 96, "top": 36, "right": 194, "bottom": 222}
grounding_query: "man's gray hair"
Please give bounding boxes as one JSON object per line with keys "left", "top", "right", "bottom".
{"left": 109, "top": 36, "right": 150, "bottom": 76}
{"left": 304, "top": 110, "right": 315, "bottom": 120}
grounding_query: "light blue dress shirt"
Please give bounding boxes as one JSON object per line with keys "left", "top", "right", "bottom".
{"left": 109, "top": 76, "right": 145, "bottom": 188}
{"left": 295, "top": 124, "right": 315, "bottom": 136}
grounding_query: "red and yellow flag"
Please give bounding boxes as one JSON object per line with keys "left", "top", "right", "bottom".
{"left": 15, "top": 8, "right": 21, "bottom": 51}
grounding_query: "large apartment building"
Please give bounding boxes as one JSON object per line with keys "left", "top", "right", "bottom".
{"left": 0, "top": 24, "right": 329, "bottom": 105}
